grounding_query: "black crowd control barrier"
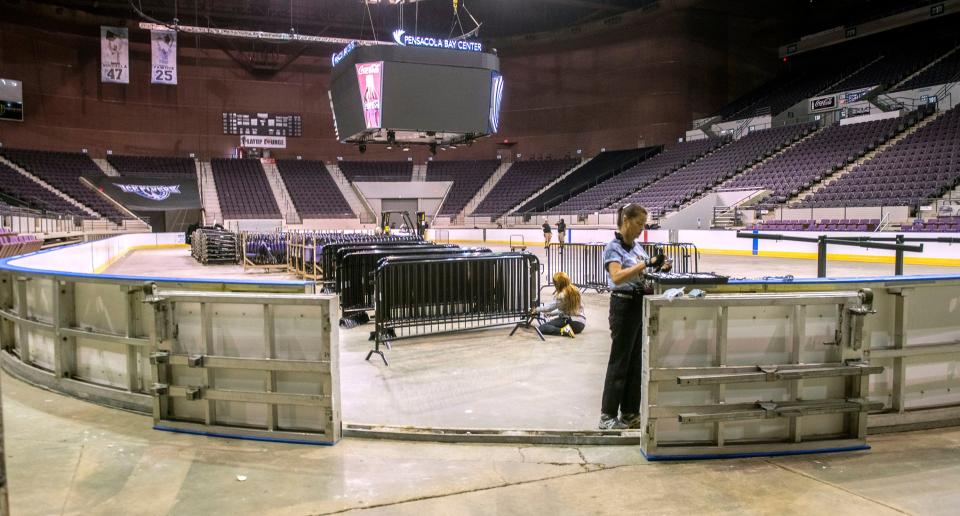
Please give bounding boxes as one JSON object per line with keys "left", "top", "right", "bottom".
{"left": 337, "top": 246, "right": 490, "bottom": 314}
{"left": 369, "top": 252, "right": 541, "bottom": 364}
{"left": 640, "top": 242, "right": 699, "bottom": 275}
{"left": 320, "top": 239, "right": 427, "bottom": 284}
{"left": 287, "top": 231, "right": 421, "bottom": 280}
{"left": 544, "top": 242, "right": 700, "bottom": 291}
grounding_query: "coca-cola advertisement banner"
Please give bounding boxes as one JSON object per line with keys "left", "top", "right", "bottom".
{"left": 356, "top": 61, "right": 383, "bottom": 129}
{"left": 809, "top": 95, "right": 837, "bottom": 112}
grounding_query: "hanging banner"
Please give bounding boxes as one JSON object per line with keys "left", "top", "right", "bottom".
{"left": 100, "top": 27, "right": 129, "bottom": 84}
{"left": 356, "top": 61, "right": 383, "bottom": 129}
{"left": 240, "top": 135, "right": 287, "bottom": 148}
{"left": 86, "top": 175, "right": 200, "bottom": 211}
{"left": 151, "top": 30, "right": 178, "bottom": 85}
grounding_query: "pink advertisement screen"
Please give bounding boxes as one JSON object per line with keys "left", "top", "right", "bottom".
{"left": 356, "top": 61, "right": 383, "bottom": 129}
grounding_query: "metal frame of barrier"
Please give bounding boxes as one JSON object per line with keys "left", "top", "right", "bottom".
{"left": 147, "top": 287, "right": 341, "bottom": 445}
{"left": 370, "top": 252, "right": 541, "bottom": 364}
{"left": 336, "top": 246, "right": 488, "bottom": 314}
{"left": 641, "top": 290, "right": 882, "bottom": 460}
{"left": 544, "top": 242, "right": 700, "bottom": 292}
{"left": 0, "top": 234, "right": 329, "bottom": 443}
{"left": 735, "top": 231, "right": 954, "bottom": 277}
{"left": 319, "top": 238, "right": 424, "bottom": 286}
{"left": 240, "top": 232, "right": 289, "bottom": 273}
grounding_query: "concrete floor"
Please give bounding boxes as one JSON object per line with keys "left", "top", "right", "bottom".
{"left": 4, "top": 372, "right": 960, "bottom": 515}
{"left": 106, "top": 247, "right": 960, "bottom": 431}
{"left": 2, "top": 246, "right": 957, "bottom": 514}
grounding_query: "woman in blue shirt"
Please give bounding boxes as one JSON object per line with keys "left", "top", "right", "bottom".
{"left": 599, "top": 204, "right": 670, "bottom": 430}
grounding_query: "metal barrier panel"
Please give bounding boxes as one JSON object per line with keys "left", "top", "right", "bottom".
{"left": 320, "top": 238, "right": 424, "bottom": 284}
{"left": 330, "top": 243, "right": 449, "bottom": 293}
{"left": 640, "top": 243, "right": 699, "bottom": 275}
{"left": 709, "top": 278, "right": 960, "bottom": 433}
{"left": 148, "top": 288, "right": 341, "bottom": 445}
{"left": 0, "top": 273, "right": 156, "bottom": 412}
{"left": 544, "top": 242, "right": 699, "bottom": 291}
{"left": 371, "top": 253, "right": 540, "bottom": 363}
{"left": 337, "top": 246, "right": 489, "bottom": 313}
{"left": 641, "top": 290, "right": 882, "bottom": 460}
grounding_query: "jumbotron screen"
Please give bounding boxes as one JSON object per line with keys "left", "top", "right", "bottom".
{"left": 329, "top": 43, "right": 502, "bottom": 146}
{"left": 0, "top": 78, "right": 24, "bottom": 122}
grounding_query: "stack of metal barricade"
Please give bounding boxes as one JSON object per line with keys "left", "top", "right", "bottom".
{"left": 190, "top": 228, "right": 239, "bottom": 265}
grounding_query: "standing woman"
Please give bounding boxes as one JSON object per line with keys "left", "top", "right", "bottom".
{"left": 599, "top": 204, "right": 670, "bottom": 430}
{"left": 542, "top": 221, "right": 552, "bottom": 249}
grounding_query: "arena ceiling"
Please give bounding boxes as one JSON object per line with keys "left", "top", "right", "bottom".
{"left": 13, "top": 0, "right": 943, "bottom": 45}
{"left": 16, "top": 0, "right": 944, "bottom": 39}
{"left": 22, "top": 0, "right": 653, "bottom": 40}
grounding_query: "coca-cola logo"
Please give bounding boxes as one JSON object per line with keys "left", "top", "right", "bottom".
{"left": 357, "top": 63, "right": 381, "bottom": 75}
{"left": 810, "top": 96, "right": 836, "bottom": 111}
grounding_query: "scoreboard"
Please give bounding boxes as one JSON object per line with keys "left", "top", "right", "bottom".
{"left": 222, "top": 112, "right": 302, "bottom": 136}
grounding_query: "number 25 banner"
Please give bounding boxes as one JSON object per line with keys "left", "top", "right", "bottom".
{"left": 151, "top": 30, "right": 178, "bottom": 85}
{"left": 100, "top": 27, "right": 129, "bottom": 84}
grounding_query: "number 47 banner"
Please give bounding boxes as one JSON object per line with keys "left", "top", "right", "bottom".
{"left": 151, "top": 30, "right": 178, "bottom": 85}
{"left": 100, "top": 27, "right": 129, "bottom": 84}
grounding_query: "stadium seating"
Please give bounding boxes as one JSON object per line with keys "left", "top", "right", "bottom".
{"left": 0, "top": 149, "right": 129, "bottom": 223}
{"left": 613, "top": 124, "right": 815, "bottom": 217}
{"left": 470, "top": 158, "right": 578, "bottom": 218}
{"left": 746, "top": 219, "right": 880, "bottom": 231}
{"left": 546, "top": 139, "right": 723, "bottom": 215}
{"left": 275, "top": 160, "right": 354, "bottom": 219}
{"left": 797, "top": 106, "right": 960, "bottom": 209}
{"left": 724, "top": 115, "right": 913, "bottom": 204}
{"left": 426, "top": 160, "right": 501, "bottom": 217}
{"left": 897, "top": 45, "right": 960, "bottom": 90}
{"left": 210, "top": 158, "right": 282, "bottom": 219}
{"left": 901, "top": 215, "right": 960, "bottom": 232}
{"left": 339, "top": 161, "right": 413, "bottom": 182}
{"left": 0, "top": 161, "right": 87, "bottom": 216}
{"left": 712, "top": 23, "right": 958, "bottom": 122}
{"left": 515, "top": 148, "right": 660, "bottom": 214}
{"left": 108, "top": 155, "right": 196, "bottom": 177}
{"left": 0, "top": 232, "right": 43, "bottom": 257}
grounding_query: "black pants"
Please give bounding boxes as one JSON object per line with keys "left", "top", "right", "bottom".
{"left": 601, "top": 293, "right": 644, "bottom": 417}
{"left": 539, "top": 317, "right": 585, "bottom": 335}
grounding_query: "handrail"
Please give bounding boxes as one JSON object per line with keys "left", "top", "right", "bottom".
{"left": 736, "top": 231, "right": 929, "bottom": 277}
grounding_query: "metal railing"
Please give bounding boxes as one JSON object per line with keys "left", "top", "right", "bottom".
{"left": 735, "top": 231, "right": 960, "bottom": 276}
{"left": 335, "top": 245, "right": 486, "bottom": 314}
{"left": 370, "top": 252, "right": 540, "bottom": 364}
{"left": 543, "top": 242, "right": 699, "bottom": 292}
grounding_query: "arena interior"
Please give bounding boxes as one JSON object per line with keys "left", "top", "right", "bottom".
{"left": 0, "top": 0, "right": 960, "bottom": 514}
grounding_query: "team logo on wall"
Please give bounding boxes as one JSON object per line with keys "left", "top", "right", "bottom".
{"left": 356, "top": 61, "right": 383, "bottom": 129}
{"left": 115, "top": 183, "right": 182, "bottom": 201}
{"left": 100, "top": 27, "right": 129, "bottom": 84}
{"left": 151, "top": 30, "right": 178, "bottom": 85}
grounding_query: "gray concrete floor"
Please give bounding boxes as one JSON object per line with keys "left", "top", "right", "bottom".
{"left": 106, "top": 247, "right": 960, "bottom": 431}
{"left": 2, "top": 247, "right": 957, "bottom": 514}
{"left": 4, "top": 372, "right": 960, "bottom": 515}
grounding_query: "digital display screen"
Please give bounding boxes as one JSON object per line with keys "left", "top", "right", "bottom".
{"left": 0, "top": 78, "right": 23, "bottom": 122}
{"left": 222, "top": 112, "right": 302, "bottom": 136}
{"left": 329, "top": 45, "right": 500, "bottom": 143}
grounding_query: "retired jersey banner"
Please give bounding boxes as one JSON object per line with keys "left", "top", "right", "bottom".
{"left": 356, "top": 61, "right": 383, "bottom": 129}
{"left": 100, "top": 27, "right": 129, "bottom": 84}
{"left": 151, "top": 30, "right": 177, "bottom": 85}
